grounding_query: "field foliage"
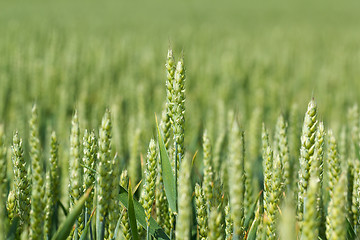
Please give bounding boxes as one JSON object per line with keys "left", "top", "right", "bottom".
{"left": 1, "top": 1, "right": 360, "bottom": 239}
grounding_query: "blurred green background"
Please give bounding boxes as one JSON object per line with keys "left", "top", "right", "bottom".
{"left": 1, "top": 0, "right": 360, "bottom": 164}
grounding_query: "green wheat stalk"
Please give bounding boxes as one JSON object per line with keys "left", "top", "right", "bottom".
{"left": 326, "top": 173, "right": 347, "bottom": 240}
{"left": 208, "top": 206, "right": 225, "bottom": 240}
{"left": 108, "top": 154, "right": 120, "bottom": 239}
{"left": 297, "top": 99, "right": 317, "bottom": 225}
{"left": 142, "top": 139, "right": 158, "bottom": 227}
{"left": 82, "top": 129, "right": 97, "bottom": 238}
{"left": 29, "top": 105, "right": 45, "bottom": 239}
{"left": 202, "top": 129, "right": 214, "bottom": 209}
{"left": 44, "top": 131, "right": 60, "bottom": 239}
{"left": 228, "top": 120, "right": 245, "bottom": 238}
{"left": 0, "top": 125, "right": 7, "bottom": 238}
{"left": 163, "top": 49, "right": 176, "bottom": 151}
{"left": 301, "top": 170, "right": 319, "bottom": 240}
{"left": 96, "top": 109, "right": 112, "bottom": 240}
{"left": 327, "top": 130, "right": 341, "bottom": 200}
{"left": 12, "top": 131, "right": 31, "bottom": 229}
{"left": 176, "top": 155, "right": 192, "bottom": 240}
{"left": 274, "top": 115, "right": 291, "bottom": 191}
{"left": 172, "top": 56, "right": 186, "bottom": 173}
{"left": 194, "top": 183, "right": 208, "bottom": 240}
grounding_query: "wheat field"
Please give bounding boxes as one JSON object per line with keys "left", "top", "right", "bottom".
{"left": 1, "top": 0, "right": 360, "bottom": 239}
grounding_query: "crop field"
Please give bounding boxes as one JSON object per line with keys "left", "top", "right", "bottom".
{"left": 1, "top": 0, "right": 360, "bottom": 239}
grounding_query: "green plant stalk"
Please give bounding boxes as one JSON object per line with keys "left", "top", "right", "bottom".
{"left": 194, "top": 183, "right": 208, "bottom": 240}
{"left": 301, "top": 172, "right": 319, "bottom": 240}
{"left": 224, "top": 203, "right": 233, "bottom": 240}
{"left": 164, "top": 49, "right": 176, "bottom": 151}
{"left": 0, "top": 124, "right": 6, "bottom": 199}
{"left": 12, "top": 131, "right": 31, "bottom": 231}
{"left": 327, "top": 130, "right": 340, "bottom": 201}
{"left": 147, "top": 225, "right": 150, "bottom": 240}
{"left": 172, "top": 58, "right": 186, "bottom": 174}
{"left": 348, "top": 104, "right": 358, "bottom": 225}
{"left": 155, "top": 130, "right": 171, "bottom": 235}
{"left": 202, "top": 130, "right": 214, "bottom": 209}
{"left": 297, "top": 99, "right": 317, "bottom": 224}
{"left": 121, "top": 209, "right": 131, "bottom": 240}
{"left": 262, "top": 124, "right": 272, "bottom": 202}
{"left": 82, "top": 129, "right": 97, "bottom": 240}
{"left": 69, "top": 110, "right": 83, "bottom": 238}
{"left": 326, "top": 174, "right": 347, "bottom": 240}
{"left": 265, "top": 153, "right": 282, "bottom": 240}
{"left": 142, "top": 139, "right": 158, "bottom": 227}
{"left": 275, "top": 115, "right": 291, "bottom": 191}
{"left": 352, "top": 159, "right": 360, "bottom": 235}
{"left": 348, "top": 104, "right": 359, "bottom": 161}
{"left": 108, "top": 154, "right": 120, "bottom": 239}
{"left": 96, "top": 109, "right": 112, "bottom": 240}
{"left": 160, "top": 109, "right": 171, "bottom": 152}
{"left": 176, "top": 156, "right": 192, "bottom": 240}
{"left": 44, "top": 131, "right": 60, "bottom": 239}
{"left": 228, "top": 121, "right": 245, "bottom": 238}
{"left": 0, "top": 125, "right": 7, "bottom": 238}
{"left": 262, "top": 124, "right": 273, "bottom": 216}
{"left": 208, "top": 207, "right": 225, "bottom": 240}
{"left": 69, "top": 110, "right": 82, "bottom": 206}
{"left": 312, "top": 122, "right": 325, "bottom": 238}
{"left": 29, "top": 105, "right": 45, "bottom": 239}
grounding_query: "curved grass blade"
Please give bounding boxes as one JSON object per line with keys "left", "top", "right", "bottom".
{"left": 112, "top": 209, "right": 125, "bottom": 240}
{"left": 244, "top": 190, "right": 262, "bottom": 230}
{"left": 80, "top": 164, "right": 97, "bottom": 174}
{"left": 246, "top": 218, "right": 260, "bottom": 240}
{"left": 128, "top": 180, "right": 140, "bottom": 240}
{"left": 51, "top": 188, "right": 91, "bottom": 240}
{"left": 118, "top": 185, "right": 170, "bottom": 240}
{"left": 346, "top": 217, "right": 356, "bottom": 239}
{"left": 79, "top": 208, "right": 96, "bottom": 240}
{"left": 191, "top": 150, "right": 198, "bottom": 167}
{"left": 58, "top": 200, "right": 68, "bottom": 216}
{"left": 133, "top": 179, "right": 142, "bottom": 195}
{"left": 155, "top": 115, "right": 177, "bottom": 213}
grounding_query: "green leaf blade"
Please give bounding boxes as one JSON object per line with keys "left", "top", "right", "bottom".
{"left": 155, "top": 116, "right": 177, "bottom": 213}
{"left": 79, "top": 208, "right": 95, "bottom": 240}
{"left": 127, "top": 181, "right": 140, "bottom": 240}
{"left": 51, "top": 188, "right": 91, "bottom": 240}
{"left": 244, "top": 190, "right": 262, "bottom": 231}
{"left": 118, "top": 186, "right": 170, "bottom": 240}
